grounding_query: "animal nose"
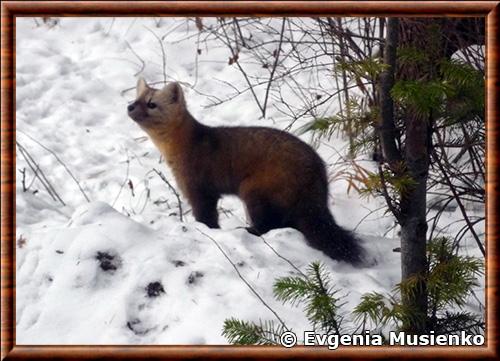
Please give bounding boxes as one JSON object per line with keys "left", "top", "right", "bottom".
{"left": 127, "top": 102, "right": 136, "bottom": 112}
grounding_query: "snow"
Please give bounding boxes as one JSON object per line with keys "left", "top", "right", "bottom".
{"left": 17, "top": 201, "right": 398, "bottom": 345}
{"left": 15, "top": 17, "right": 484, "bottom": 344}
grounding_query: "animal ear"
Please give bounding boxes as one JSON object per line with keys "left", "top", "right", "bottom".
{"left": 160, "top": 82, "right": 185, "bottom": 104}
{"left": 136, "top": 77, "right": 148, "bottom": 97}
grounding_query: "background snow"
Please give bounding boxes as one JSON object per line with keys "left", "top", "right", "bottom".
{"left": 15, "top": 17, "right": 483, "bottom": 345}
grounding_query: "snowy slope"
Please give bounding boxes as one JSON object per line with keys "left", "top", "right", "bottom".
{"left": 15, "top": 18, "right": 483, "bottom": 345}
{"left": 16, "top": 201, "right": 398, "bottom": 344}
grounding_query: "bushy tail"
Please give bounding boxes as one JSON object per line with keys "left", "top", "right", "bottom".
{"left": 295, "top": 208, "right": 365, "bottom": 265}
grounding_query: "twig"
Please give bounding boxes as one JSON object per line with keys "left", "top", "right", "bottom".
{"left": 145, "top": 26, "right": 167, "bottom": 85}
{"left": 105, "top": 18, "right": 115, "bottom": 36}
{"left": 18, "top": 130, "right": 90, "bottom": 203}
{"left": 452, "top": 217, "right": 485, "bottom": 251}
{"left": 377, "top": 156, "right": 402, "bottom": 223}
{"left": 196, "top": 228, "right": 289, "bottom": 330}
{"left": 256, "top": 234, "right": 306, "bottom": 278}
{"left": 152, "top": 168, "right": 183, "bottom": 222}
{"left": 137, "top": 188, "right": 151, "bottom": 214}
{"left": 112, "top": 152, "right": 131, "bottom": 208}
{"left": 217, "top": 19, "right": 265, "bottom": 117}
{"left": 125, "top": 40, "right": 146, "bottom": 77}
{"left": 261, "top": 18, "right": 286, "bottom": 118}
{"left": 431, "top": 148, "right": 485, "bottom": 256}
{"left": 19, "top": 168, "right": 27, "bottom": 192}
{"left": 352, "top": 205, "right": 387, "bottom": 233}
{"left": 16, "top": 141, "right": 66, "bottom": 206}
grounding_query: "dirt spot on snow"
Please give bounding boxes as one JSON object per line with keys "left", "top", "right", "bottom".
{"left": 187, "top": 271, "right": 204, "bottom": 285}
{"left": 95, "top": 251, "right": 122, "bottom": 272}
{"left": 171, "top": 260, "right": 186, "bottom": 267}
{"left": 145, "top": 281, "right": 165, "bottom": 298}
{"left": 126, "top": 318, "right": 153, "bottom": 336}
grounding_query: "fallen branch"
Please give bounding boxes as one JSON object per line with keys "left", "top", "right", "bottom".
{"left": 197, "top": 228, "right": 289, "bottom": 330}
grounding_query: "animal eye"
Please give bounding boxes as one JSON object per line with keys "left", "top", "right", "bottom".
{"left": 147, "top": 102, "right": 157, "bottom": 109}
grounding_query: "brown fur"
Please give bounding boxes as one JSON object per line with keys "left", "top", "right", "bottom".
{"left": 128, "top": 79, "right": 364, "bottom": 264}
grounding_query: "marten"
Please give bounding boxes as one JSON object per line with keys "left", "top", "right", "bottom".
{"left": 127, "top": 78, "right": 364, "bottom": 265}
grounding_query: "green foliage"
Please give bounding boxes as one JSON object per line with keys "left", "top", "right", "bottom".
{"left": 426, "top": 237, "right": 484, "bottom": 310}
{"left": 435, "top": 311, "right": 485, "bottom": 334}
{"left": 357, "top": 171, "right": 384, "bottom": 198}
{"left": 391, "top": 80, "right": 453, "bottom": 117}
{"left": 303, "top": 116, "right": 336, "bottom": 133}
{"left": 353, "top": 292, "right": 389, "bottom": 328}
{"left": 439, "top": 59, "right": 484, "bottom": 121}
{"left": 397, "top": 46, "right": 429, "bottom": 67}
{"left": 300, "top": 98, "right": 378, "bottom": 158}
{"left": 274, "top": 262, "right": 342, "bottom": 333}
{"left": 439, "top": 59, "right": 483, "bottom": 89}
{"left": 337, "top": 57, "right": 390, "bottom": 80}
{"left": 390, "top": 58, "right": 484, "bottom": 121}
{"left": 302, "top": 99, "right": 374, "bottom": 133}
{"left": 355, "top": 237, "right": 484, "bottom": 334}
{"left": 222, "top": 318, "right": 286, "bottom": 345}
{"left": 222, "top": 262, "right": 346, "bottom": 346}
{"left": 327, "top": 44, "right": 484, "bottom": 139}
{"left": 354, "top": 163, "right": 417, "bottom": 202}
{"left": 353, "top": 292, "right": 426, "bottom": 332}
{"left": 349, "top": 132, "right": 378, "bottom": 159}
{"left": 222, "top": 239, "right": 483, "bottom": 344}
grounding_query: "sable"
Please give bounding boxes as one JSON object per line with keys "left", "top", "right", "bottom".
{"left": 128, "top": 79, "right": 364, "bottom": 264}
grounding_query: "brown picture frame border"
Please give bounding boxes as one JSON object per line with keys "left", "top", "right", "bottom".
{"left": 1, "top": 1, "right": 498, "bottom": 359}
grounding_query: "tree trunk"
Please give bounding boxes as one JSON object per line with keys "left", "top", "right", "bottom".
{"left": 379, "top": 17, "right": 430, "bottom": 333}
{"left": 399, "top": 113, "right": 430, "bottom": 333}
{"left": 378, "top": 18, "right": 401, "bottom": 169}
{"left": 395, "top": 18, "right": 484, "bottom": 333}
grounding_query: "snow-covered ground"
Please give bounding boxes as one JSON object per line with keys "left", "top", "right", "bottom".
{"left": 15, "top": 18, "right": 483, "bottom": 345}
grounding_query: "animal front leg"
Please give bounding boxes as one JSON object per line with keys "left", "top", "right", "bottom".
{"left": 190, "top": 193, "right": 220, "bottom": 228}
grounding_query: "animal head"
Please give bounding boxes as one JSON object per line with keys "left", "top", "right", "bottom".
{"left": 127, "top": 78, "right": 186, "bottom": 129}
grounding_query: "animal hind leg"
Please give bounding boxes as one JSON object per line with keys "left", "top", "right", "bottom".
{"left": 244, "top": 195, "right": 286, "bottom": 236}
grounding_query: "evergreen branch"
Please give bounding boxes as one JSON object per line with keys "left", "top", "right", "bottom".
{"left": 274, "top": 262, "right": 343, "bottom": 334}
{"left": 223, "top": 318, "right": 285, "bottom": 345}
{"left": 353, "top": 292, "right": 388, "bottom": 327}
{"left": 435, "top": 312, "right": 484, "bottom": 334}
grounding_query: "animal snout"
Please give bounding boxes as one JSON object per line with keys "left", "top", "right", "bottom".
{"left": 127, "top": 102, "right": 136, "bottom": 112}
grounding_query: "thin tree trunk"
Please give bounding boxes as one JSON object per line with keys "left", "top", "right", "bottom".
{"left": 399, "top": 113, "right": 430, "bottom": 332}
{"left": 378, "top": 17, "right": 401, "bottom": 169}
{"left": 379, "top": 17, "right": 429, "bottom": 333}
